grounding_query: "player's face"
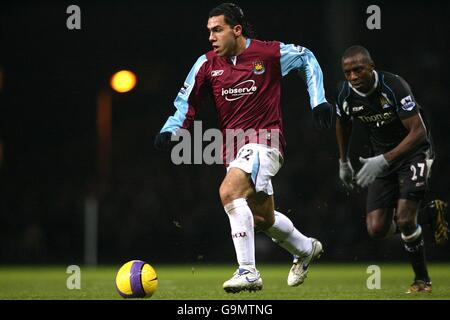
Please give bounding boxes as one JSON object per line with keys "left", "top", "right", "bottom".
{"left": 207, "top": 15, "right": 241, "bottom": 57}
{"left": 342, "top": 54, "right": 375, "bottom": 92}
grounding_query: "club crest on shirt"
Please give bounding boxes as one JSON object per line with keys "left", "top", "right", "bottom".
{"left": 380, "top": 93, "right": 392, "bottom": 109}
{"left": 253, "top": 61, "right": 265, "bottom": 75}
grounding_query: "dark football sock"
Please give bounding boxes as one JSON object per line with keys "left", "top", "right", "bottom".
{"left": 402, "top": 226, "right": 430, "bottom": 282}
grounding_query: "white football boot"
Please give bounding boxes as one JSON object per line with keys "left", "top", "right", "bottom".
{"left": 287, "top": 238, "right": 323, "bottom": 287}
{"left": 223, "top": 267, "right": 263, "bottom": 293}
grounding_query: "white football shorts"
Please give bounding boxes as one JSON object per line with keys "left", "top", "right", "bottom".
{"left": 227, "top": 143, "right": 283, "bottom": 195}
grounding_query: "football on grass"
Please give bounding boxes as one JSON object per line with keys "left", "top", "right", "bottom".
{"left": 115, "top": 260, "right": 158, "bottom": 298}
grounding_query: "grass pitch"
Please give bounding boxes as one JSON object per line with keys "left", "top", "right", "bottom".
{"left": 1, "top": 263, "right": 449, "bottom": 300}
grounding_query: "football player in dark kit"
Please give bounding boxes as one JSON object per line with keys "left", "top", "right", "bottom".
{"left": 335, "top": 45, "right": 448, "bottom": 293}
{"left": 155, "top": 3, "right": 333, "bottom": 293}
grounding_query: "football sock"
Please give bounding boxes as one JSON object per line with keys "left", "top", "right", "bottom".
{"left": 401, "top": 225, "right": 430, "bottom": 282}
{"left": 224, "top": 198, "right": 256, "bottom": 269}
{"left": 264, "top": 211, "right": 313, "bottom": 258}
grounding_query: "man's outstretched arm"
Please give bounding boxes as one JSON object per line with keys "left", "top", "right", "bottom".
{"left": 279, "top": 43, "right": 333, "bottom": 129}
{"left": 336, "top": 116, "right": 355, "bottom": 189}
{"left": 336, "top": 117, "right": 352, "bottom": 162}
{"left": 383, "top": 114, "right": 426, "bottom": 163}
{"left": 356, "top": 114, "right": 425, "bottom": 187}
{"left": 155, "top": 55, "right": 209, "bottom": 151}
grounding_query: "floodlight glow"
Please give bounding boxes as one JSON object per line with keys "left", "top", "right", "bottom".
{"left": 110, "top": 70, "right": 137, "bottom": 93}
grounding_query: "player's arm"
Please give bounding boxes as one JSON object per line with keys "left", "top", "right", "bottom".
{"left": 335, "top": 96, "right": 355, "bottom": 189}
{"left": 336, "top": 117, "right": 353, "bottom": 162}
{"left": 155, "top": 55, "right": 209, "bottom": 151}
{"left": 383, "top": 77, "right": 426, "bottom": 163}
{"left": 279, "top": 43, "right": 333, "bottom": 129}
{"left": 384, "top": 113, "right": 426, "bottom": 163}
{"left": 356, "top": 114, "right": 426, "bottom": 187}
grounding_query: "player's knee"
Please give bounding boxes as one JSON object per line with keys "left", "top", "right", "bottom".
{"left": 219, "top": 184, "right": 234, "bottom": 206}
{"left": 396, "top": 215, "right": 416, "bottom": 234}
{"left": 219, "top": 181, "right": 252, "bottom": 206}
{"left": 367, "top": 224, "right": 389, "bottom": 239}
{"left": 254, "top": 215, "right": 275, "bottom": 231}
{"left": 219, "top": 184, "right": 247, "bottom": 206}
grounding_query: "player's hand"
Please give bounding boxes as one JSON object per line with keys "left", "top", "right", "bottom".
{"left": 154, "top": 132, "right": 173, "bottom": 151}
{"left": 339, "top": 159, "right": 355, "bottom": 190}
{"left": 312, "top": 102, "right": 333, "bottom": 129}
{"left": 356, "top": 155, "right": 389, "bottom": 187}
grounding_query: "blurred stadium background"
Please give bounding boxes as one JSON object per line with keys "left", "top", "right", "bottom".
{"left": 0, "top": 0, "right": 448, "bottom": 269}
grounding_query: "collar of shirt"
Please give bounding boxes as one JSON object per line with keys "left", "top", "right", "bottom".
{"left": 230, "top": 38, "right": 252, "bottom": 66}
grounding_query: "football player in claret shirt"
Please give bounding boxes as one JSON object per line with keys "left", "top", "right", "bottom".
{"left": 155, "top": 3, "right": 333, "bottom": 293}
{"left": 335, "top": 45, "right": 448, "bottom": 294}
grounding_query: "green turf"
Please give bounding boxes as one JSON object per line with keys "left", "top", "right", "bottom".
{"left": 0, "top": 263, "right": 449, "bottom": 300}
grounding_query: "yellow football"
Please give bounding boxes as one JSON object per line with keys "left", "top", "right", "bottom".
{"left": 115, "top": 260, "right": 158, "bottom": 298}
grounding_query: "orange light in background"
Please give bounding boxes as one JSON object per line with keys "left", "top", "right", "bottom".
{"left": 0, "top": 66, "right": 4, "bottom": 92}
{"left": 110, "top": 70, "right": 137, "bottom": 93}
{"left": 0, "top": 140, "right": 3, "bottom": 168}
{"left": 96, "top": 90, "right": 112, "bottom": 182}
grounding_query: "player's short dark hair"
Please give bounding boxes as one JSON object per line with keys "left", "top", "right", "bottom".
{"left": 342, "top": 45, "right": 374, "bottom": 64}
{"left": 209, "top": 3, "right": 255, "bottom": 38}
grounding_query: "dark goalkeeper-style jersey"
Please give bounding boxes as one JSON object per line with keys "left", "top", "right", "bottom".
{"left": 160, "top": 38, "right": 328, "bottom": 160}
{"left": 335, "top": 70, "right": 433, "bottom": 162}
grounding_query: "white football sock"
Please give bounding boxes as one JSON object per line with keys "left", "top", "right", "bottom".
{"left": 264, "top": 211, "right": 312, "bottom": 257}
{"left": 224, "top": 198, "right": 255, "bottom": 269}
